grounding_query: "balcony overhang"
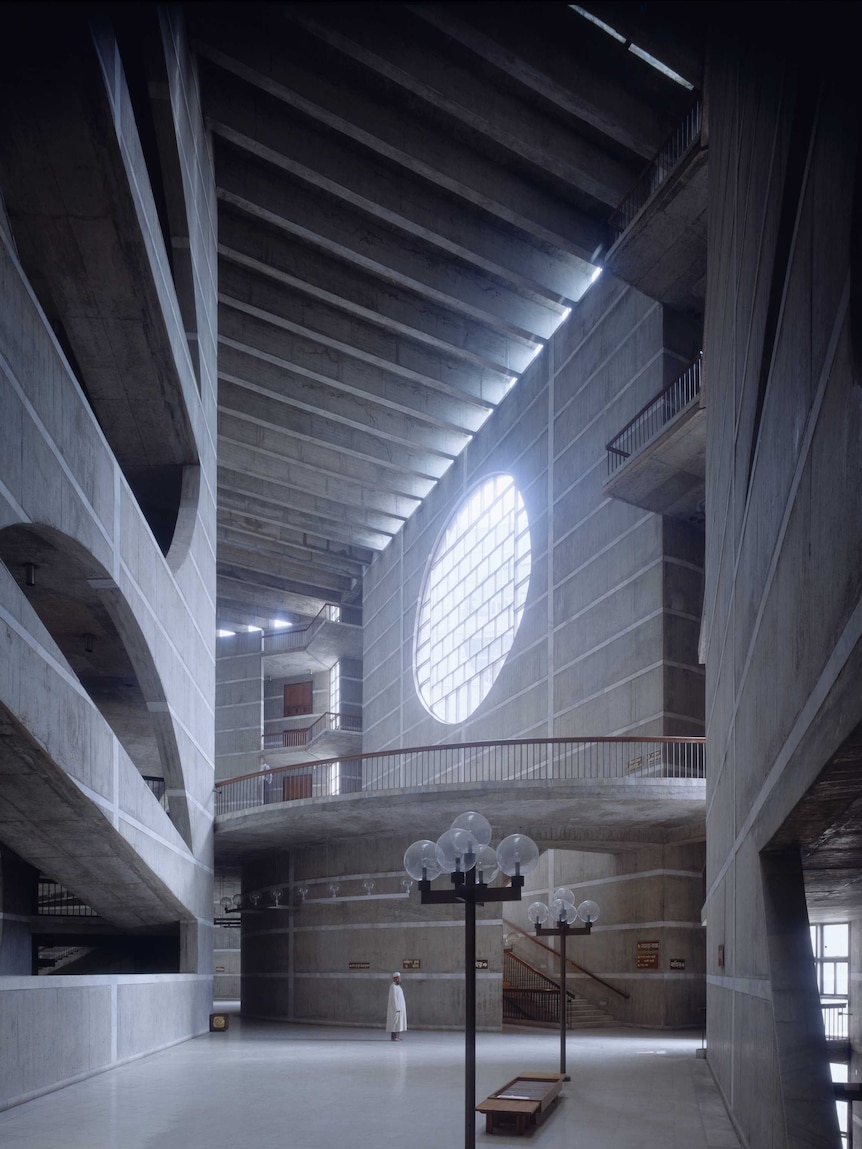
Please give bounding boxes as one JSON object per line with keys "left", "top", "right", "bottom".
{"left": 604, "top": 146, "right": 708, "bottom": 318}
{"left": 214, "top": 777, "right": 705, "bottom": 860}
{"left": 604, "top": 398, "right": 705, "bottom": 525}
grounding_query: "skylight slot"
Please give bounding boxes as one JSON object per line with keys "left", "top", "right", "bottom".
{"left": 569, "top": 5, "right": 694, "bottom": 90}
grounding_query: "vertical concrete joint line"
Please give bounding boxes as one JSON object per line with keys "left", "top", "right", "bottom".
{"left": 547, "top": 335, "right": 555, "bottom": 735}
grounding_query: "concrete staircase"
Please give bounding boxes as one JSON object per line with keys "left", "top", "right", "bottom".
{"left": 503, "top": 951, "right": 619, "bottom": 1030}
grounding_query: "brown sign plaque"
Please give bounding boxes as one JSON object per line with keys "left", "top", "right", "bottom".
{"left": 475, "top": 959, "right": 489, "bottom": 970}
{"left": 349, "top": 962, "right": 370, "bottom": 970}
{"left": 670, "top": 958, "right": 686, "bottom": 970}
{"left": 402, "top": 958, "right": 421, "bottom": 970}
{"left": 636, "top": 940, "right": 660, "bottom": 969}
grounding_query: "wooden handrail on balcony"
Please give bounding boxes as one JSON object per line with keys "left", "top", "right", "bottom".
{"left": 262, "top": 712, "right": 362, "bottom": 750}
{"left": 504, "top": 918, "right": 629, "bottom": 1000}
{"left": 216, "top": 736, "right": 704, "bottom": 815}
{"left": 605, "top": 353, "right": 702, "bottom": 475}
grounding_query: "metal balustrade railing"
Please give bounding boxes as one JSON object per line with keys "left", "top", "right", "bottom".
{"left": 37, "top": 878, "right": 98, "bottom": 917}
{"left": 822, "top": 996, "right": 849, "bottom": 1040}
{"left": 262, "top": 603, "right": 362, "bottom": 655}
{"left": 606, "top": 353, "right": 702, "bottom": 475}
{"left": 609, "top": 100, "right": 702, "bottom": 234}
{"left": 503, "top": 952, "right": 591, "bottom": 1028}
{"left": 262, "top": 712, "right": 363, "bottom": 750}
{"left": 216, "top": 736, "right": 704, "bottom": 816}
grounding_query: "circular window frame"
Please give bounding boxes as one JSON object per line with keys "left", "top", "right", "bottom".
{"left": 413, "top": 472, "right": 532, "bottom": 725}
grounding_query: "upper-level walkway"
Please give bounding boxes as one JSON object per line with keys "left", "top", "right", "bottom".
{"left": 215, "top": 738, "right": 705, "bottom": 857}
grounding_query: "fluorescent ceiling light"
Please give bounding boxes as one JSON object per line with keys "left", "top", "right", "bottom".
{"left": 590, "top": 266, "right": 603, "bottom": 283}
{"left": 270, "top": 619, "right": 292, "bottom": 629}
{"left": 246, "top": 625, "right": 263, "bottom": 633}
{"left": 216, "top": 628, "right": 235, "bottom": 637}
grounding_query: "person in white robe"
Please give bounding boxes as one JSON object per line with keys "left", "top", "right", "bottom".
{"left": 387, "top": 972, "right": 407, "bottom": 1040}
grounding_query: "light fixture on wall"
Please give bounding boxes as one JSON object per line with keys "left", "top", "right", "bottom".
{"left": 83, "top": 633, "right": 95, "bottom": 654}
{"left": 404, "top": 811, "right": 539, "bottom": 1149}
{"left": 362, "top": 879, "right": 375, "bottom": 895}
{"left": 24, "top": 562, "right": 37, "bottom": 587}
{"left": 527, "top": 888, "right": 600, "bottom": 1079}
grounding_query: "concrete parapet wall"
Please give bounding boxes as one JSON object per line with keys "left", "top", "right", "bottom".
{"left": 0, "top": 974, "right": 212, "bottom": 1111}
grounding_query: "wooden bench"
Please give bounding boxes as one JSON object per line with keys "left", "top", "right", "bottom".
{"left": 476, "top": 1073, "right": 565, "bottom": 1134}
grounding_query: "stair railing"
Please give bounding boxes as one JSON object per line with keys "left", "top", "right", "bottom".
{"left": 503, "top": 916, "right": 629, "bottom": 999}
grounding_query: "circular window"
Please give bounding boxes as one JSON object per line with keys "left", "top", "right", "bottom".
{"left": 414, "top": 474, "right": 531, "bottom": 724}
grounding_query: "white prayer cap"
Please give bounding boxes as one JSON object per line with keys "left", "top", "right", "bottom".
{"left": 392, "top": 971, "right": 400, "bottom": 977}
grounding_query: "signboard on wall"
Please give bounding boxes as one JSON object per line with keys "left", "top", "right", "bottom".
{"left": 670, "top": 958, "right": 686, "bottom": 970}
{"left": 636, "top": 940, "right": 659, "bottom": 969}
{"left": 475, "top": 959, "right": 489, "bottom": 970}
{"left": 349, "top": 962, "right": 370, "bottom": 970}
{"left": 402, "top": 958, "right": 421, "bottom": 970}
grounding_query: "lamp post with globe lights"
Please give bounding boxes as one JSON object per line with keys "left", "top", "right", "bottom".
{"left": 404, "top": 812, "right": 540, "bottom": 1149}
{"left": 527, "top": 889, "right": 600, "bottom": 1078}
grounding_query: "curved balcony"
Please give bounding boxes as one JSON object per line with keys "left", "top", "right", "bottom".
{"left": 215, "top": 737, "right": 705, "bottom": 857}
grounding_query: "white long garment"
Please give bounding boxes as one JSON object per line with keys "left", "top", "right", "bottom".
{"left": 386, "top": 982, "right": 407, "bottom": 1032}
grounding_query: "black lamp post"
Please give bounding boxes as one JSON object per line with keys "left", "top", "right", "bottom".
{"left": 405, "top": 812, "right": 540, "bottom": 1149}
{"left": 527, "top": 890, "right": 600, "bottom": 1079}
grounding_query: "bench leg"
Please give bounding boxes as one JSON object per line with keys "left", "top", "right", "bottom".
{"left": 485, "top": 1114, "right": 494, "bottom": 1134}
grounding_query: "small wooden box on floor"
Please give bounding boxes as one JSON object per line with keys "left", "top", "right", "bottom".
{"left": 476, "top": 1073, "right": 565, "bottom": 1134}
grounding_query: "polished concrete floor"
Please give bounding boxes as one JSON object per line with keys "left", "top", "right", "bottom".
{"left": 0, "top": 1009, "right": 741, "bottom": 1149}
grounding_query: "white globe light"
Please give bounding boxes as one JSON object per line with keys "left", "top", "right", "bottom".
{"left": 527, "top": 901, "right": 550, "bottom": 925}
{"left": 551, "top": 897, "right": 578, "bottom": 924}
{"left": 404, "top": 840, "right": 442, "bottom": 881}
{"left": 577, "top": 899, "right": 600, "bottom": 923}
{"left": 496, "top": 833, "right": 539, "bottom": 877}
{"left": 436, "top": 828, "right": 478, "bottom": 872}
{"left": 474, "top": 844, "right": 500, "bottom": 884}
{"left": 552, "top": 887, "right": 576, "bottom": 905}
{"left": 451, "top": 811, "right": 493, "bottom": 846}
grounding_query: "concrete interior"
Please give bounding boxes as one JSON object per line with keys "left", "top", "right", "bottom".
{"left": 0, "top": 4, "right": 859, "bottom": 1149}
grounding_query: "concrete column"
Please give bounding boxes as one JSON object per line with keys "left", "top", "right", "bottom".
{"left": 0, "top": 847, "right": 37, "bottom": 975}
{"left": 761, "top": 849, "right": 840, "bottom": 1149}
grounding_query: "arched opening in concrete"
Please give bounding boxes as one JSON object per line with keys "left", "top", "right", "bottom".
{"left": 0, "top": 523, "right": 193, "bottom": 847}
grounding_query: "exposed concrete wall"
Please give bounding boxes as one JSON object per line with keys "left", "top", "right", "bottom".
{"left": 240, "top": 837, "right": 505, "bottom": 1031}
{"left": 215, "top": 631, "right": 263, "bottom": 782}
{"left": 0, "top": 974, "right": 212, "bottom": 1112}
{"left": 702, "top": 32, "right": 858, "bottom": 1149}
{"left": 506, "top": 845, "right": 705, "bottom": 1028}
{"left": 363, "top": 274, "right": 704, "bottom": 752}
{"left": 0, "top": 9, "right": 217, "bottom": 1109}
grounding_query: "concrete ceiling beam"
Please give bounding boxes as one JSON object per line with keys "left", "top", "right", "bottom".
{"left": 219, "top": 520, "right": 372, "bottom": 571}
{"left": 218, "top": 260, "right": 514, "bottom": 405}
{"left": 217, "top": 489, "right": 394, "bottom": 552}
{"left": 194, "top": 30, "right": 610, "bottom": 258}
{"left": 215, "top": 143, "right": 567, "bottom": 341}
{"left": 216, "top": 385, "right": 451, "bottom": 482}
{"left": 217, "top": 541, "right": 360, "bottom": 594}
{"left": 218, "top": 415, "right": 436, "bottom": 501}
{"left": 216, "top": 577, "right": 344, "bottom": 620}
{"left": 218, "top": 438, "right": 424, "bottom": 519}
{"left": 217, "top": 333, "right": 480, "bottom": 451}
{"left": 218, "top": 211, "right": 538, "bottom": 374}
{"left": 218, "top": 449, "right": 421, "bottom": 521}
{"left": 217, "top": 527, "right": 369, "bottom": 581}
{"left": 405, "top": 1, "right": 674, "bottom": 160}
{"left": 204, "top": 69, "right": 596, "bottom": 301}
{"left": 218, "top": 467, "right": 408, "bottom": 539}
{"left": 278, "top": 2, "right": 637, "bottom": 206}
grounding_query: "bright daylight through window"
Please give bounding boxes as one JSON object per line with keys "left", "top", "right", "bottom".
{"left": 415, "top": 474, "right": 531, "bottom": 724}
